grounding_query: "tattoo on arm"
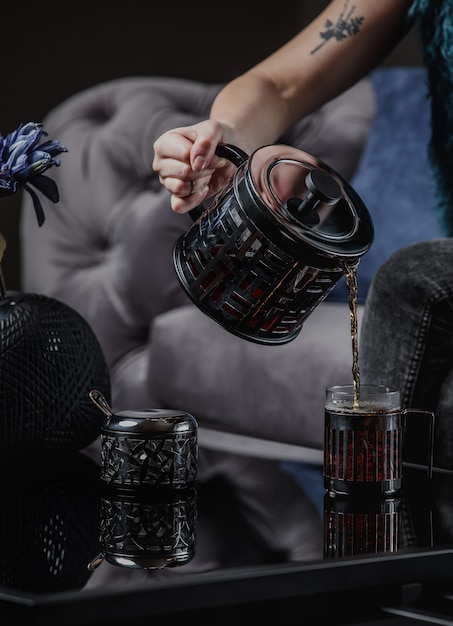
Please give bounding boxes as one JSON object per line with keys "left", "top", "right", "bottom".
{"left": 311, "top": 0, "right": 364, "bottom": 54}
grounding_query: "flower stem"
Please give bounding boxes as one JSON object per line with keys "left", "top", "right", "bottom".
{"left": 0, "top": 233, "right": 7, "bottom": 299}
{"left": 0, "top": 265, "right": 6, "bottom": 300}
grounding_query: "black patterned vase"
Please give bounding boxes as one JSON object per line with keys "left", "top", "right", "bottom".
{"left": 0, "top": 292, "right": 111, "bottom": 450}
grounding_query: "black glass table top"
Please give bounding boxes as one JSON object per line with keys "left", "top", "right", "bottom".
{"left": 2, "top": 439, "right": 453, "bottom": 625}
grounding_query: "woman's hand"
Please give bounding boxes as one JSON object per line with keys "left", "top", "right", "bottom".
{"left": 152, "top": 119, "right": 238, "bottom": 213}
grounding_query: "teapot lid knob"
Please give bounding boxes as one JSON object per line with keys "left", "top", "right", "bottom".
{"left": 287, "top": 169, "right": 342, "bottom": 226}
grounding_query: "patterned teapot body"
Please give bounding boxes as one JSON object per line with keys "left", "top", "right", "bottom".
{"left": 173, "top": 144, "right": 374, "bottom": 345}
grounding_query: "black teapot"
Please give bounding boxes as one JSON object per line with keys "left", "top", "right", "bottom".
{"left": 173, "top": 144, "right": 374, "bottom": 345}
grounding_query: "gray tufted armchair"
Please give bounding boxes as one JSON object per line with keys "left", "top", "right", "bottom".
{"left": 20, "top": 75, "right": 374, "bottom": 460}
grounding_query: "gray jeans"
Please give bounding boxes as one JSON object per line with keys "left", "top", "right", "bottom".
{"left": 359, "top": 238, "right": 453, "bottom": 469}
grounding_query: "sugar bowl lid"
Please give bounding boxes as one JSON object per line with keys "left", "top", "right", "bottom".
{"left": 101, "top": 408, "right": 198, "bottom": 435}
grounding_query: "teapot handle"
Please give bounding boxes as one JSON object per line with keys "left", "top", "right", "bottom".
{"left": 189, "top": 143, "right": 249, "bottom": 222}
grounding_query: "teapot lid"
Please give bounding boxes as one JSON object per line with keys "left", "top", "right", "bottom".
{"left": 245, "top": 145, "right": 373, "bottom": 259}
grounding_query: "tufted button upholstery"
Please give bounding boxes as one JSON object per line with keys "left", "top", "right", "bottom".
{"left": 20, "top": 75, "right": 373, "bottom": 449}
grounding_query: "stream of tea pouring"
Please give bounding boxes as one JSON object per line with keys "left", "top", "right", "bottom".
{"left": 341, "top": 260, "right": 361, "bottom": 408}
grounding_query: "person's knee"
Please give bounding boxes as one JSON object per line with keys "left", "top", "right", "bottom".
{"left": 369, "top": 241, "right": 438, "bottom": 300}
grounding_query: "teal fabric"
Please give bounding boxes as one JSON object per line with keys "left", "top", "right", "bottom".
{"left": 329, "top": 67, "right": 444, "bottom": 304}
{"left": 407, "top": 0, "right": 453, "bottom": 235}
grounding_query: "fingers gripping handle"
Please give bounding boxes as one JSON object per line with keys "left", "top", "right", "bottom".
{"left": 188, "top": 144, "right": 249, "bottom": 222}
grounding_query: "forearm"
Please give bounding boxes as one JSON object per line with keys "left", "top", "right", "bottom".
{"left": 209, "top": 0, "right": 412, "bottom": 153}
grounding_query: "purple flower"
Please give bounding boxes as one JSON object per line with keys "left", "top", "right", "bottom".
{"left": 0, "top": 121, "right": 68, "bottom": 226}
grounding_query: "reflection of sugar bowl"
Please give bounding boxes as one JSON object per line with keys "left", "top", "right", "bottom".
{"left": 98, "top": 487, "right": 197, "bottom": 569}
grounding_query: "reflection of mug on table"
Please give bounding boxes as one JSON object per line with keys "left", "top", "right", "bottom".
{"left": 323, "top": 491, "right": 402, "bottom": 558}
{"left": 324, "top": 384, "right": 434, "bottom": 496}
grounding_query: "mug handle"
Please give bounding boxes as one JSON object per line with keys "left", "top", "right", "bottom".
{"left": 402, "top": 408, "right": 435, "bottom": 478}
{"left": 189, "top": 143, "right": 249, "bottom": 222}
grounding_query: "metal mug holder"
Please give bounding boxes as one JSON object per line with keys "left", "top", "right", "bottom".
{"left": 324, "top": 405, "right": 435, "bottom": 496}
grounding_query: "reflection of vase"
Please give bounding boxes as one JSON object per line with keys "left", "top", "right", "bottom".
{"left": 0, "top": 449, "right": 100, "bottom": 593}
{"left": 0, "top": 292, "right": 111, "bottom": 450}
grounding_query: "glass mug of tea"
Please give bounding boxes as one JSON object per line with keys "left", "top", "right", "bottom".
{"left": 323, "top": 384, "right": 434, "bottom": 496}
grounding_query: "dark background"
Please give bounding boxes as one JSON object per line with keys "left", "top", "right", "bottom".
{"left": 1, "top": 1, "right": 422, "bottom": 291}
